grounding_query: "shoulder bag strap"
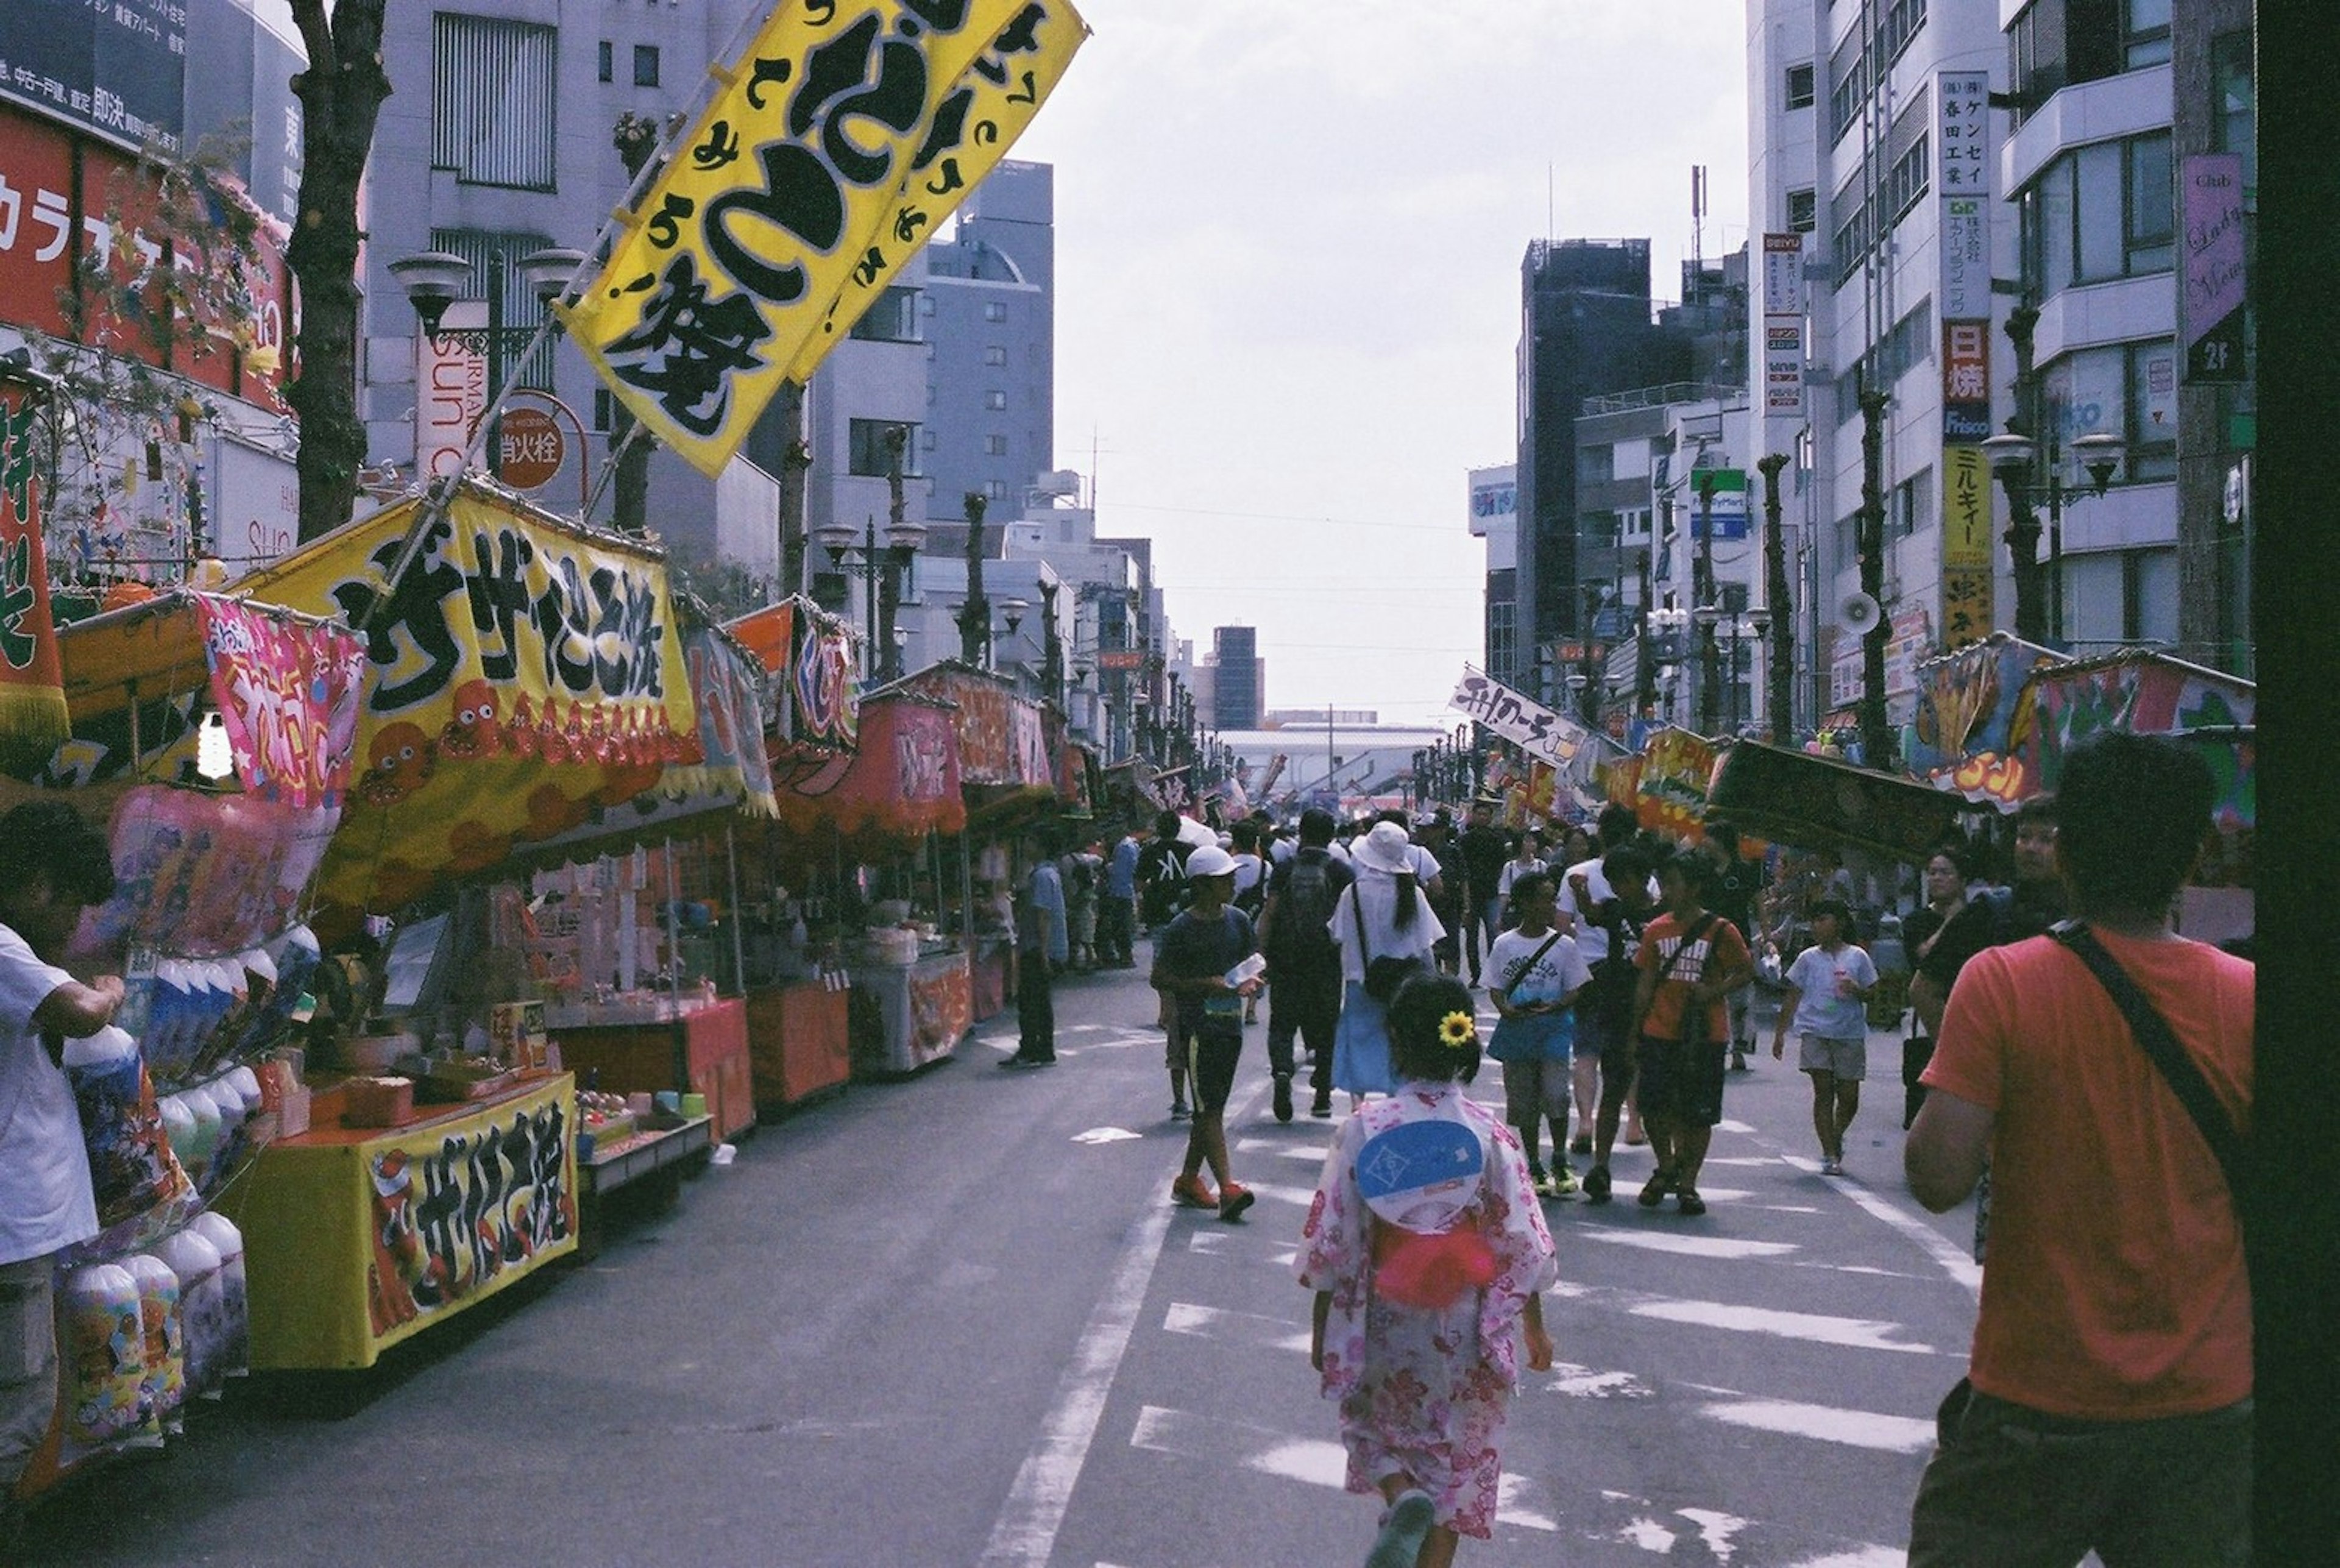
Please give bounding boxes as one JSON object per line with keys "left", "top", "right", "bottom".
{"left": 2050, "top": 921, "right": 2247, "bottom": 1193}
{"left": 1502, "top": 929, "right": 1568, "bottom": 1001}
{"left": 1350, "top": 885, "right": 1375, "bottom": 966}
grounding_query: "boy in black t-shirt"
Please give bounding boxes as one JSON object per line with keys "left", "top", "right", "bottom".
{"left": 1152, "top": 846, "right": 1264, "bottom": 1222}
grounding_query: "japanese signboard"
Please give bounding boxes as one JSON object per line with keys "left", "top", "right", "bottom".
{"left": 230, "top": 485, "right": 698, "bottom": 913}
{"left": 1765, "top": 321, "right": 1806, "bottom": 417}
{"left": 1935, "top": 71, "right": 1990, "bottom": 197}
{"left": 1761, "top": 232, "right": 1805, "bottom": 318}
{"left": 192, "top": 593, "right": 366, "bottom": 807}
{"left": 1448, "top": 667, "right": 1606, "bottom": 786}
{"left": 0, "top": 0, "right": 186, "bottom": 157}
{"left": 415, "top": 301, "right": 486, "bottom": 482}
{"left": 1940, "top": 319, "right": 1992, "bottom": 442}
{"left": 561, "top": 0, "right": 1088, "bottom": 477}
{"left": 1939, "top": 445, "right": 1993, "bottom": 650}
{"left": 2181, "top": 154, "right": 2247, "bottom": 385}
{"left": 1938, "top": 196, "right": 1991, "bottom": 322}
{"left": 0, "top": 377, "right": 66, "bottom": 768}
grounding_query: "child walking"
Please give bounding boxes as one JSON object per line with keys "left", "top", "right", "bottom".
{"left": 1770, "top": 896, "right": 1877, "bottom": 1174}
{"left": 1482, "top": 872, "right": 1592, "bottom": 1197}
{"left": 1152, "top": 845, "right": 1266, "bottom": 1221}
{"left": 1299, "top": 973, "right": 1557, "bottom": 1568}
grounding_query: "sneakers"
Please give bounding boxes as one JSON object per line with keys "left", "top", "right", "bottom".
{"left": 1639, "top": 1168, "right": 1676, "bottom": 1208}
{"left": 1550, "top": 1166, "right": 1580, "bottom": 1196}
{"left": 1569, "top": 1134, "right": 1592, "bottom": 1157}
{"left": 1366, "top": 1489, "right": 1436, "bottom": 1568}
{"left": 1583, "top": 1165, "right": 1612, "bottom": 1204}
{"left": 1218, "top": 1182, "right": 1255, "bottom": 1222}
{"left": 1272, "top": 1074, "right": 1294, "bottom": 1123}
{"left": 1729, "top": 1049, "right": 1750, "bottom": 1071}
{"left": 1170, "top": 1099, "right": 1190, "bottom": 1121}
{"left": 1676, "top": 1188, "right": 1707, "bottom": 1216}
{"left": 1310, "top": 1090, "right": 1334, "bottom": 1119}
{"left": 1526, "top": 1163, "right": 1551, "bottom": 1196}
{"left": 1171, "top": 1172, "right": 1218, "bottom": 1210}
{"left": 1820, "top": 1156, "right": 1843, "bottom": 1176}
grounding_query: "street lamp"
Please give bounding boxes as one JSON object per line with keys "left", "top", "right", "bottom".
{"left": 815, "top": 513, "right": 926, "bottom": 682}
{"left": 1984, "top": 428, "right": 2126, "bottom": 646}
{"left": 390, "top": 247, "right": 584, "bottom": 481}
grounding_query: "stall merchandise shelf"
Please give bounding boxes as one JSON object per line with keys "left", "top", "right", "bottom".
{"left": 551, "top": 998, "right": 756, "bottom": 1141}
{"left": 575, "top": 1113, "right": 713, "bottom": 1261}
{"left": 848, "top": 949, "right": 972, "bottom": 1078}
{"left": 745, "top": 982, "right": 851, "bottom": 1110}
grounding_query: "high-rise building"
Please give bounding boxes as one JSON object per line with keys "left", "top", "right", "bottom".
{"left": 921, "top": 160, "right": 1055, "bottom": 521}
{"left": 1467, "top": 465, "right": 1520, "bottom": 687}
{"left": 1210, "top": 626, "right": 1261, "bottom": 730}
{"left": 1516, "top": 239, "right": 1692, "bottom": 704}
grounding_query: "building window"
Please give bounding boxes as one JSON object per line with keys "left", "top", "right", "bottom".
{"left": 431, "top": 13, "right": 558, "bottom": 190}
{"left": 1578, "top": 445, "right": 1613, "bottom": 484}
{"left": 985, "top": 479, "right": 1009, "bottom": 501}
{"left": 1883, "top": 133, "right": 1930, "bottom": 224}
{"left": 428, "top": 229, "right": 559, "bottom": 388}
{"left": 982, "top": 345, "right": 1007, "bottom": 367}
{"left": 2041, "top": 339, "right": 2178, "bottom": 483}
{"left": 1889, "top": 468, "right": 1935, "bottom": 539}
{"left": 2027, "top": 132, "right": 2175, "bottom": 295}
{"left": 983, "top": 300, "right": 1007, "bottom": 322}
{"left": 633, "top": 44, "right": 661, "bottom": 88}
{"left": 2212, "top": 31, "right": 2255, "bottom": 189}
{"left": 848, "top": 419, "right": 920, "bottom": 478}
{"left": 984, "top": 389, "right": 1007, "bottom": 410}
{"left": 1785, "top": 62, "right": 1816, "bottom": 111}
{"left": 1787, "top": 187, "right": 1818, "bottom": 233}
{"left": 1877, "top": 0, "right": 1928, "bottom": 66}
{"left": 848, "top": 284, "right": 920, "bottom": 342}
{"left": 1828, "top": 29, "right": 1865, "bottom": 147}
{"left": 597, "top": 41, "right": 612, "bottom": 83}
{"left": 2124, "top": 0, "right": 2172, "bottom": 68}
{"left": 984, "top": 434, "right": 1009, "bottom": 456}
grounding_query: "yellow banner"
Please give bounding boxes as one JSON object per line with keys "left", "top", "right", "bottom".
{"left": 1940, "top": 445, "right": 1993, "bottom": 648}
{"left": 232, "top": 486, "right": 696, "bottom": 911}
{"left": 560, "top": 0, "right": 1088, "bottom": 477}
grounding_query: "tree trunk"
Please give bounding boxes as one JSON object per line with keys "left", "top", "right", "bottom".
{"left": 609, "top": 118, "right": 661, "bottom": 534}
{"left": 286, "top": 0, "right": 392, "bottom": 544}
{"left": 959, "top": 491, "right": 988, "bottom": 665}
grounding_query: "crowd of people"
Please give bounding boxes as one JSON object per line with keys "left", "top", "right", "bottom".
{"left": 974, "top": 729, "right": 2252, "bottom": 1568}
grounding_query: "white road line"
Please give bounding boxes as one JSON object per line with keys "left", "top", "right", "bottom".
{"left": 1162, "top": 1301, "right": 1313, "bottom": 1354}
{"left": 1677, "top": 1508, "right": 1751, "bottom": 1564}
{"left": 1784, "top": 1548, "right": 1907, "bottom": 1568}
{"left": 1540, "top": 1362, "right": 1656, "bottom": 1399}
{"left": 1574, "top": 1230, "right": 1799, "bottom": 1261}
{"left": 1696, "top": 1395, "right": 1937, "bottom": 1452}
{"left": 1789, "top": 1157, "right": 1982, "bottom": 1297}
{"left": 1629, "top": 1297, "right": 1937, "bottom": 1354}
{"left": 1129, "top": 1405, "right": 1557, "bottom": 1532}
{"left": 977, "top": 1200, "right": 1175, "bottom": 1567}
{"left": 1185, "top": 1231, "right": 1297, "bottom": 1268}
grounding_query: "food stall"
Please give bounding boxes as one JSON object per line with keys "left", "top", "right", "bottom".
{"left": 190, "top": 481, "right": 701, "bottom": 1370}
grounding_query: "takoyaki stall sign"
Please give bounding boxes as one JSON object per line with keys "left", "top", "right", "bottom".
{"left": 230, "top": 481, "right": 698, "bottom": 913}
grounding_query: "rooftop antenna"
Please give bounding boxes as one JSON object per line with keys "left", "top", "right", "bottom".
{"left": 1547, "top": 161, "right": 1555, "bottom": 239}
{"left": 1690, "top": 164, "right": 1707, "bottom": 296}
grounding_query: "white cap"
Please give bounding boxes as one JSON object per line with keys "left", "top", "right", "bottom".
{"left": 1184, "top": 845, "right": 1236, "bottom": 879}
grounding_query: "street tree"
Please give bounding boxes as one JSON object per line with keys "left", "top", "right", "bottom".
{"left": 286, "top": 0, "right": 393, "bottom": 543}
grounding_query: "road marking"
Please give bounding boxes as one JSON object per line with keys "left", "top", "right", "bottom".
{"left": 1540, "top": 1362, "right": 1655, "bottom": 1399}
{"left": 1618, "top": 1516, "right": 1678, "bottom": 1551}
{"left": 1695, "top": 1394, "right": 1936, "bottom": 1452}
{"left": 1162, "top": 1301, "right": 1313, "bottom": 1354}
{"left": 1678, "top": 1508, "right": 1751, "bottom": 1563}
{"left": 1070, "top": 1127, "right": 1142, "bottom": 1145}
{"left": 1784, "top": 1156, "right": 1982, "bottom": 1296}
{"left": 1573, "top": 1230, "right": 1797, "bottom": 1261}
{"left": 1186, "top": 1231, "right": 1297, "bottom": 1267}
{"left": 1629, "top": 1297, "right": 1937, "bottom": 1354}
{"left": 1129, "top": 1405, "right": 1556, "bottom": 1531}
{"left": 1784, "top": 1549, "right": 1906, "bottom": 1568}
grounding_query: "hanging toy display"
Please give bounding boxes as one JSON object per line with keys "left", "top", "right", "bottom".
{"left": 185, "top": 1211, "right": 250, "bottom": 1380}
{"left": 119, "top": 1252, "right": 186, "bottom": 1436}
{"left": 153, "top": 1226, "right": 227, "bottom": 1402}
{"left": 59, "top": 1263, "right": 160, "bottom": 1459}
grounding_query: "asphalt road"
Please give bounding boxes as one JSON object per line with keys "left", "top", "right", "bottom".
{"left": 23, "top": 956, "right": 1980, "bottom": 1567}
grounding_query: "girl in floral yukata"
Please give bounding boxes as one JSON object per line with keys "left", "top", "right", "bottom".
{"left": 1298, "top": 971, "right": 1557, "bottom": 1568}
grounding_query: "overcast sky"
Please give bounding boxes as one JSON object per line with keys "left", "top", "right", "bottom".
{"left": 1012, "top": 1, "right": 1748, "bottom": 726}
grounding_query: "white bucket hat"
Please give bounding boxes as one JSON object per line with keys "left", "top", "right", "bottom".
{"left": 1350, "top": 820, "right": 1416, "bottom": 875}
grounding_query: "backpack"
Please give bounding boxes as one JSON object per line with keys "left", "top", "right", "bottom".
{"left": 1268, "top": 850, "right": 1342, "bottom": 963}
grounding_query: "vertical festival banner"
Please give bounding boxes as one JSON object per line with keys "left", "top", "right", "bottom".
{"left": 0, "top": 378, "right": 68, "bottom": 770}
{"left": 560, "top": 0, "right": 1088, "bottom": 477}
{"left": 1937, "top": 69, "right": 1993, "bottom": 651}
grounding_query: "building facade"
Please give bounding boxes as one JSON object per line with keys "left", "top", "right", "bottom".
{"left": 920, "top": 160, "right": 1055, "bottom": 522}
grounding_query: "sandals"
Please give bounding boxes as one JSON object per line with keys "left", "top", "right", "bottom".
{"left": 1676, "top": 1189, "right": 1707, "bottom": 1217}
{"left": 1638, "top": 1168, "right": 1676, "bottom": 1207}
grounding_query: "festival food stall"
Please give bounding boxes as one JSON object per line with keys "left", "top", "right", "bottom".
{"left": 1701, "top": 739, "right": 1968, "bottom": 862}
{"left": 192, "top": 480, "right": 701, "bottom": 1370}
{"left": 8, "top": 586, "right": 367, "bottom": 1488}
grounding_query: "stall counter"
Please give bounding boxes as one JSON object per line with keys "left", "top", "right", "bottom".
{"left": 214, "top": 1071, "right": 578, "bottom": 1371}
{"left": 550, "top": 998, "right": 757, "bottom": 1141}
{"left": 969, "top": 935, "right": 1010, "bottom": 1023}
{"left": 745, "top": 981, "right": 851, "bottom": 1110}
{"left": 849, "top": 949, "right": 973, "bottom": 1076}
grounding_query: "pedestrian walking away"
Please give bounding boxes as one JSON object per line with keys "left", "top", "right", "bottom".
{"left": 1904, "top": 732, "right": 2253, "bottom": 1567}
{"left": 0, "top": 801, "right": 127, "bottom": 1544}
{"left": 1150, "top": 846, "right": 1264, "bottom": 1221}
{"left": 1328, "top": 821, "right": 1445, "bottom": 1106}
{"left": 1481, "top": 871, "right": 1591, "bottom": 1197}
{"left": 1259, "top": 807, "right": 1354, "bottom": 1122}
{"left": 1298, "top": 972, "right": 1555, "bottom": 1568}
{"left": 1100, "top": 828, "right": 1141, "bottom": 968}
{"left": 1002, "top": 836, "right": 1068, "bottom": 1068}
{"left": 1770, "top": 898, "right": 1876, "bottom": 1174}
{"left": 1623, "top": 845, "right": 1753, "bottom": 1217}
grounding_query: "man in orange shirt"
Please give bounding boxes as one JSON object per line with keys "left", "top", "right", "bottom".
{"left": 1620, "top": 846, "right": 1752, "bottom": 1216}
{"left": 1906, "top": 733, "right": 2253, "bottom": 1566}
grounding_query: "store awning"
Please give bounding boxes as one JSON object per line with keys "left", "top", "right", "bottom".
{"left": 768, "top": 690, "right": 965, "bottom": 848}
{"left": 1704, "top": 740, "right": 1966, "bottom": 861}
{"left": 727, "top": 597, "right": 861, "bottom": 768}
{"left": 222, "top": 480, "right": 696, "bottom": 914}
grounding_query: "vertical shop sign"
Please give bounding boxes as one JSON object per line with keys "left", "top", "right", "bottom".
{"left": 1938, "top": 446, "right": 1993, "bottom": 650}
{"left": 2182, "top": 154, "right": 2247, "bottom": 384}
{"left": 1761, "top": 232, "right": 1806, "bottom": 422}
{"left": 0, "top": 378, "right": 67, "bottom": 767}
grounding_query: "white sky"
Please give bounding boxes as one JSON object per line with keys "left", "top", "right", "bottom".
{"left": 1012, "top": 1, "right": 1748, "bottom": 725}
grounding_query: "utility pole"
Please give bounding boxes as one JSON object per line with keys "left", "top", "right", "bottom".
{"left": 878, "top": 426, "right": 909, "bottom": 679}
{"left": 1758, "top": 452, "right": 1796, "bottom": 747}
{"left": 1857, "top": 380, "right": 1895, "bottom": 770}
{"left": 609, "top": 113, "right": 663, "bottom": 535}
{"left": 957, "top": 491, "right": 988, "bottom": 665}
{"left": 2001, "top": 303, "right": 2046, "bottom": 641}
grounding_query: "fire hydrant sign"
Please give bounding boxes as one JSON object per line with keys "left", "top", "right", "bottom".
{"left": 497, "top": 406, "right": 566, "bottom": 491}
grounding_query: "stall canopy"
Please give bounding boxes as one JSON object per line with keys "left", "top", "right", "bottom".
{"left": 1904, "top": 632, "right": 2064, "bottom": 808}
{"left": 894, "top": 662, "right": 1058, "bottom": 828}
{"left": 1704, "top": 739, "right": 1967, "bottom": 861}
{"left": 1633, "top": 727, "right": 1720, "bottom": 843}
{"left": 661, "top": 611, "right": 778, "bottom": 817}
{"left": 224, "top": 480, "right": 697, "bottom": 914}
{"left": 2015, "top": 650, "right": 2254, "bottom": 825}
{"left": 765, "top": 689, "right": 965, "bottom": 849}
{"left": 728, "top": 596, "right": 860, "bottom": 781}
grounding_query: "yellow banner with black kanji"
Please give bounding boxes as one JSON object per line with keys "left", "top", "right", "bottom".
{"left": 560, "top": 0, "right": 1088, "bottom": 478}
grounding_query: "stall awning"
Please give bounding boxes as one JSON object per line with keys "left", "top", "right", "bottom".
{"left": 1904, "top": 633, "right": 2065, "bottom": 807}
{"left": 222, "top": 480, "right": 697, "bottom": 913}
{"left": 727, "top": 597, "right": 860, "bottom": 762}
{"left": 1704, "top": 740, "right": 1966, "bottom": 861}
{"left": 2016, "top": 649, "right": 2255, "bottom": 829}
{"left": 660, "top": 616, "right": 778, "bottom": 817}
{"left": 768, "top": 690, "right": 965, "bottom": 847}
{"left": 893, "top": 662, "right": 1054, "bottom": 790}
{"left": 1634, "top": 727, "right": 1720, "bottom": 842}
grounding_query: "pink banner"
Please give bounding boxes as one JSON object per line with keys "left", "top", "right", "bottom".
{"left": 193, "top": 594, "right": 366, "bottom": 807}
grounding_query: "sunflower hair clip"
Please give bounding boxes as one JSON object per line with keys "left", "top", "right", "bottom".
{"left": 1438, "top": 1010, "right": 1477, "bottom": 1051}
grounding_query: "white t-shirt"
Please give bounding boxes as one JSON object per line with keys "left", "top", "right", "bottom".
{"left": 1785, "top": 942, "right": 1878, "bottom": 1040}
{"left": 0, "top": 923, "right": 99, "bottom": 1266}
{"left": 1496, "top": 857, "right": 1548, "bottom": 900}
{"left": 1230, "top": 853, "right": 1265, "bottom": 899}
{"left": 1328, "top": 876, "right": 1446, "bottom": 985}
{"left": 1556, "top": 856, "right": 1658, "bottom": 965}
{"left": 1485, "top": 926, "right": 1592, "bottom": 1009}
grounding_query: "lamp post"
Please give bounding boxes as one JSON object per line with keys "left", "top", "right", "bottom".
{"left": 389, "top": 247, "right": 584, "bottom": 482}
{"left": 1984, "top": 428, "right": 2127, "bottom": 646}
{"left": 815, "top": 512, "right": 927, "bottom": 682}
{"left": 1645, "top": 606, "right": 1690, "bottom": 729}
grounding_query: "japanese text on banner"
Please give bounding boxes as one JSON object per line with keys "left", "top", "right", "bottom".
{"left": 559, "top": 0, "right": 1087, "bottom": 477}
{"left": 1448, "top": 667, "right": 1603, "bottom": 778}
